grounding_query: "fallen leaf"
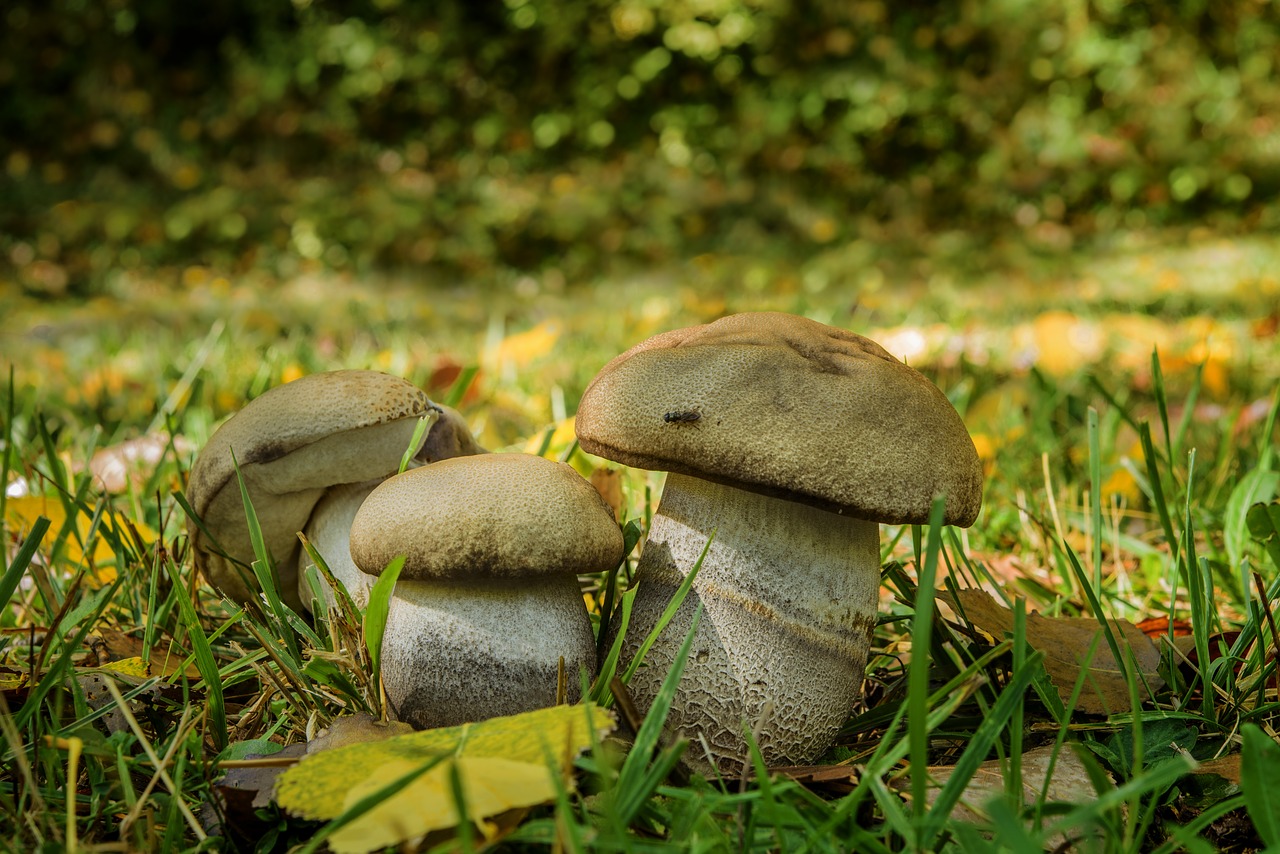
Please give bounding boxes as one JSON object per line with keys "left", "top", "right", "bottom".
{"left": 893, "top": 743, "right": 1111, "bottom": 847}
{"left": 491, "top": 320, "right": 560, "bottom": 368}
{"left": 97, "top": 657, "right": 150, "bottom": 679}
{"left": 773, "top": 763, "right": 860, "bottom": 795}
{"left": 275, "top": 703, "right": 614, "bottom": 849}
{"left": 329, "top": 756, "right": 555, "bottom": 852}
{"left": 1134, "top": 616, "right": 1192, "bottom": 639}
{"left": 215, "top": 742, "right": 309, "bottom": 833}
{"left": 4, "top": 495, "right": 157, "bottom": 568}
{"left": 589, "top": 467, "right": 623, "bottom": 521}
{"left": 306, "top": 713, "right": 414, "bottom": 755}
{"left": 1195, "top": 754, "right": 1243, "bottom": 785}
{"left": 943, "top": 588, "right": 1165, "bottom": 714}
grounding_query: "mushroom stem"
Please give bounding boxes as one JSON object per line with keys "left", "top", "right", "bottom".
{"left": 382, "top": 574, "right": 596, "bottom": 729}
{"left": 619, "top": 472, "right": 880, "bottom": 772}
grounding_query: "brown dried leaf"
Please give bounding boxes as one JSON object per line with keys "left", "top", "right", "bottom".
{"left": 589, "top": 467, "right": 624, "bottom": 521}
{"left": 772, "top": 763, "right": 860, "bottom": 795}
{"left": 943, "top": 588, "right": 1164, "bottom": 714}
{"left": 893, "top": 743, "right": 1111, "bottom": 846}
{"left": 306, "top": 713, "right": 415, "bottom": 755}
{"left": 1194, "top": 755, "right": 1242, "bottom": 785}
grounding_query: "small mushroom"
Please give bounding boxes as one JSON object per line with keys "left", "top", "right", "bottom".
{"left": 186, "top": 370, "right": 480, "bottom": 611}
{"left": 297, "top": 405, "right": 486, "bottom": 613}
{"left": 575, "top": 312, "right": 982, "bottom": 772}
{"left": 349, "top": 453, "right": 623, "bottom": 729}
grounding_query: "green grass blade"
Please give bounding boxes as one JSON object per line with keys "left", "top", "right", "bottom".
{"left": 1241, "top": 724, "right": 1280, "bottom": 848}
{"left": 1088, "top": 405, "right": 1103, "bottom": 592}
{"left": 1, "top": 516, "right": 49, "bottom": 611}
{"left": 363, "top": 554, "right": 405, "bottom": 713}
{"left": 296, "top": 753, "right": 449, "bottom": 854}
{"left": 0, "top": 365, "right": 14, "bottom": 564}
{"left": 1138, "top": 421, "right": 1180, "bottom": 566}
{"left": 620, "top": 531, "right": 712, "bottom": 685}
{"left": 1151, "top": 347, "right": 1175, "bottom": 468}
{"left": 590, "top": 585, "right": 636, "bottom": 706}
{"left": 909, "top": 496, "right": 946, "bottom": 841}
{"left": 162, "top": 557, "right": 227, "bottom": 751}
{"left": 398, "top": 410, "right": 438, "bottom": 474}
{"left": 921, "top": 651, "right": 1045, "bottom": 847}
{"left": 443, "top": 366, "right": 479, "bottom": 409}
{"left": 614, "top": 603, "right": 700, "bottom": 825}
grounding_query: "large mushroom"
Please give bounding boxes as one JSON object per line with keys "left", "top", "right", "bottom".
{"left": 186, "top": 370, "right": 481, "bottom": 612}
{"left": 575, "top": 312, "right": 982, "bottom": 772}
{"left": 348, "top": 453, "right": 623, "bottom": 729}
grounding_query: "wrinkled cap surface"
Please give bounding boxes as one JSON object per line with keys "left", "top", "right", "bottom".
{"left": 350, "top": 453, "right": 625, "bottom": 580}
{"left": 186, "top": 370, "right": 463, "bottom": 604}
{"left": 575, "top": 312, "right": 983, "bottom": 526}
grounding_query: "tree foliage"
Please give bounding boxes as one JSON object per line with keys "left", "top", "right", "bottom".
{"left": 3, "top": 0, "right": 1279, "bottom": 294}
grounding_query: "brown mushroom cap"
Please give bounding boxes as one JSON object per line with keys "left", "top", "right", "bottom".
{"left": 350, "top": 453, "right": 624, "bottom": 580}
{"left": 187, "top": 370, "right": 452, "bottom": 606}
{"left": 575, "top": 311, "right": 982, "bottom": 526}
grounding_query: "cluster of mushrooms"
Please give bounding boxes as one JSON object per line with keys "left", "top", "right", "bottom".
{"left": 187, "top": 312, "right": 982, "bottom": 773}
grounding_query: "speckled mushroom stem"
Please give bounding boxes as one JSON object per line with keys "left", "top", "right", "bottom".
{"left": 618, "top": 472, "right": 880, "bottom": 773}
{"left": 382, "top": 575, "right": 595, "bottom": 729}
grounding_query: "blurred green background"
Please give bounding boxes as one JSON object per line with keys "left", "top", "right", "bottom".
{"left": 4, "top": 0, "right": 1279, "bottom": 297}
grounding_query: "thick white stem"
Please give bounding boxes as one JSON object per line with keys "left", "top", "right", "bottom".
{"left": 620, "top": 473, "right": 880, "bottom": 771}
{"left": 382, "top": 575, "right": 595, "bottom": 729}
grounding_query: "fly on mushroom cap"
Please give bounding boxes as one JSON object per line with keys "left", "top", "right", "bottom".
{"left": 574, "top": 311, "right": 983, "bottom": 772}
{"left": 576, "top": 310, "right": 981, "bottom": 525}
{"left": 349, "top": 453, "right": 623, "bottom": 729}
{"left": 186, "top": 370, "right": 478, "bottom": 611}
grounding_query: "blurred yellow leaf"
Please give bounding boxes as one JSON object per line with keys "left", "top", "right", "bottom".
{"left": 0, "top": 672, "right": 27, "bottom": 691}
{"left": 1025, "top": 311, "right": 1103, "bottom": 376}
{"left": 492, "top": 320, "right": 561, "bottom": 368}
{"left": 97, "top": 656, "right": 151, "bottom": 679}
{"left": 521, "top": 418, "right": 577, "bottom": 460}
{"left": 4, "top": 496, "right": 156, "bottom": 567}
{"left": 329, "top": 756, "right": 556, "bottom": 852}
{"left": 280, "top": 362, "right": 306, "bottom": 385}
{"left": 276, "top": 703, "right": 615, "bottom": 849}
{"left": 1101, "top": 436, "right": 1145, "bottom": 505}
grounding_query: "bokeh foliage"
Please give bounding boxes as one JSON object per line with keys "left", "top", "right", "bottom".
{"left": 3, "top": 0, "right": 1279, "bottom": 295}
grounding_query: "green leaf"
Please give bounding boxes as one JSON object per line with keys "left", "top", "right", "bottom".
{"left": 276, "top": 703, "right": 615, "bottom": 825}
{"left": 1247, "top": 502, "right": 1280, "bottom": 574}
{"left": 1225, "top": 470, "right": 1278, "bottom": 569}
{"left": 1241, "top": 724, "right": 1280, "bottom": 848}
{"left": 363, "top": 554, "right": 405, "bottom": 706}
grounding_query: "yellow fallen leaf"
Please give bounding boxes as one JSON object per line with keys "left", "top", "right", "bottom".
{"left": 328, "top": 756, "right": 555, "bottom": 853}
{"left": 521, "top": 418, "right": 578, "bottom": 460}
{"left": 4, "top": 495, "right": 157, "bottom": 568}
{"left": 96, "top": 656, "right": 151, "bottom": 679}
{"left": 276, "top": 703, "right": 615, "bottom": 836}
{"left": 492, "top": 320, "right": 561, "bottom": 368}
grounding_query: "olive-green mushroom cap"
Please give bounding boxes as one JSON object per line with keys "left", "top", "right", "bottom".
{"left": 349, "top": 453, "right": 624, "bottom": 580}
{"left": 187, "top": 370, "right": 472, "bottom": 605}
{"left": 574, "top": 312, "right": 982, "bottom": 526}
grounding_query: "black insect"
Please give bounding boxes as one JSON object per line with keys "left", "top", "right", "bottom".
{"left": 663, "top": 408, "right": 702, "bottom": 425}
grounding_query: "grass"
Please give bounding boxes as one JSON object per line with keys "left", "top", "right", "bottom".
{"left": 3, "top": 231, "right": 1280, "bottom": 851}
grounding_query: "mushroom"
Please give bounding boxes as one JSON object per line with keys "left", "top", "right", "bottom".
{"left": 296, "top": 404, "right": 485, "bottom": 613}
{"left": 187, "top": 370, "right": 481, "bottom": 612}
{"left": 574, "top": 312, "right": 982, "bottom": 772}
{"left": 348, "top": 453, "right": 623, "bottom": 729}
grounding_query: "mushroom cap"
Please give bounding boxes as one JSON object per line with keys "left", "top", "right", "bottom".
{"left": 574, "top": 311, "right": 982, "bottom": 526}
{"left": 187, "top": 370, "right": 457, "bottom": 605}
{"left": 349, "top": 453, "right": 624, "bottom": 580}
